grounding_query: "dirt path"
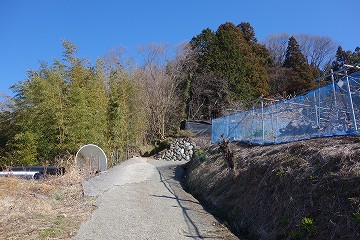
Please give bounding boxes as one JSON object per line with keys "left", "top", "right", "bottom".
{"left": 73, "top": 157, "right": 238, "bottom": 240}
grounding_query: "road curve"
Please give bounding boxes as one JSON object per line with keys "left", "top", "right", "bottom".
{"left": 73, "top": 157, "right": 238, "bottom": 240}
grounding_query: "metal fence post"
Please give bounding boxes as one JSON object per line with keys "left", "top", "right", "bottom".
{"left": 275, "top": 104, "right": 279, "bottom": 143}
{"left": 261, "top": 96, "right": 265, "bottom": 142}
{"left": 344, "top": 69, "right": 358, "bottom": 130}
{"left": 314, "top": 92, "right": 319, "bottom": 128}
{"left": 318, "top": 76, "right": 322, "bottom": 128}
{"left": 331, "top": 69, "right": 337, "bottom": 106}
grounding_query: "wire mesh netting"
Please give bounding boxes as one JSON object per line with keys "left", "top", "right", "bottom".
{"left": 212, "top": 70, "right": 360, "bottom": 144}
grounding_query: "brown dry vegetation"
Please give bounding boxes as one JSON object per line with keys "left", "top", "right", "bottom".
{"left": 0, "top": 167, "right": 95, "bottom": 239}
{"left": 185, "top": 136, "right": 360, "bottom": 239}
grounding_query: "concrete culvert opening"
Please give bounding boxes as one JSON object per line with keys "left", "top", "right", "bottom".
{"left": 75, "top": 144, "right": 108, "bottom": 175}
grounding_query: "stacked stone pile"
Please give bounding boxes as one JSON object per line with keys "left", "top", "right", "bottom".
{"left": 157, "top": 138, "right": 196, "bottom": 161}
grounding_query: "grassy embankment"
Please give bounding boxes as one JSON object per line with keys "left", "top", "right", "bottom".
{"left": 185, "top": 136, "right": 360, "bottom": 239}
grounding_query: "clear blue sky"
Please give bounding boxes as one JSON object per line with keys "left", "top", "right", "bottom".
{"left": 1, "top": 0, "right": 359, "bottom": 96}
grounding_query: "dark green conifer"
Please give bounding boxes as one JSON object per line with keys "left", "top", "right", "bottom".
{"left": 284, "top": 37, "right": 308, "bottom": 70}
{"left": 237, "top": 22, "right": 257, "bottom": 43}
{"left": 283, "top": 36, "right": 314, "bottom": 93}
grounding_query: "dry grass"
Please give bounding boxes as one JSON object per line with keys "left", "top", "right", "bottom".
{"left": 0, "top": 165, "right": 96, "bottom": 240}
{"left": 185, "top": 136, "right": 360, "bottom": 239}
{"left": 191, "top": 136, "right": 212, "bottom": 150}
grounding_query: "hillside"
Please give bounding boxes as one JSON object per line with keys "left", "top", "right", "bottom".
{"left": 184, "top": 136, "right": 360, "bottom": 239}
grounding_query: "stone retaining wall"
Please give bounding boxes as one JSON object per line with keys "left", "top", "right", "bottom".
{"left": 156, "top": 138, "right": 196, "bottom": 161}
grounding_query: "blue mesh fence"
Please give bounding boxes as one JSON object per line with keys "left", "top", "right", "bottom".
{"left": 212, "top": 70, "right": 360, "bottom": 144}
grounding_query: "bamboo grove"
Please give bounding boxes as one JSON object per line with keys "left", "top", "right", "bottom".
{"left": 0, "top": 40, "right": 147, "bottom": 167}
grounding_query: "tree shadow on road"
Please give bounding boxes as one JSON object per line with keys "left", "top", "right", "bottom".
{"left": 153, "top": 164, "right": 220, "bottom": 239}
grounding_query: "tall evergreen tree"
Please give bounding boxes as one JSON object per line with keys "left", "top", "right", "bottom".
{"left": 331, "top": 46, "right": 360, "bottom": 74}
{"left": 237, "top": 22, "right": 257, "bottom": 43}
{"left": 283, "top": 37, "right": 308, "bottom": 70}
{"left": 237, "top": 22, "right": 271, "bottom": 98}
{"left": 214, "top": 22, "right": 249, "bottom": 100}
{"left": 283, "top": 36, "right": 314, "bottom": 93}
{"left": 187, "top": 21, "right": 270, "bottom": 119}
{"left": 190, "top": 28, "right": 218, "bottom": 74}
{"left": 350, "top": 47, "right": 360, "bottom": 65}
{"left": 332, "top": 46, "right": 348, "bottom": 71}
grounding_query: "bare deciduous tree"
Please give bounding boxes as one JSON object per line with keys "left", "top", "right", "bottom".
{"left": 189, "top": 71, "right": 228, "bottom": 120}
{"left": 264, "top": 33, "right": 337, "bottom": 70}
{"left": 136, "top": 44, "right": 184, "bottom": 140}
{"left": 264, "top": 33, "right": 290, "bottom": 67}
{"left": 295, "top": 34, "right": 337, "bottom": 69}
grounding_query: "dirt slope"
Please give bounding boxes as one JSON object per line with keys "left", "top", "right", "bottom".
{"left": 184, "top": 136, "right": 360, "bottom": 239}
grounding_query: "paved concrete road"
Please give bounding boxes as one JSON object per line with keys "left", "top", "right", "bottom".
{"left": 73, "top": 157, "right": 238, "bottom": 240}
